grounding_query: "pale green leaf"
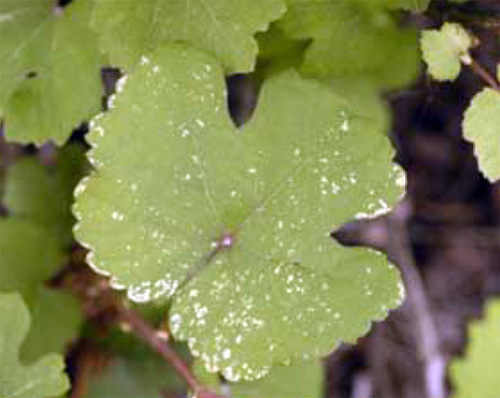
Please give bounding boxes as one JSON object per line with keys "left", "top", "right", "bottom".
{"left": 4, "top": 144, "right": 89, "bottom": 246}
{"left": 278, "top": 0, "right": 419, "bottom": 89}
{"left": 451, "top": 299, "right": 500, "bottom": 398}
{"left": 0, "top": 293, "right": 69, "bottom": 398}
{"left": 91, "top": 0, "right": 285, "bottom": 73}
{"left": 196, "top": 359, "right": 323, "bottom": 398}
{"left": 74, "top": 45, "right": 404, "bottom": 381}
{"left": 421, "top": 22, "right": 473, "bottom": 81}
{"left": 463, "top": 88, "right": 500, "bottom": 181}
{"left": 0, "top": 0, "right": 101, "bottom": 143}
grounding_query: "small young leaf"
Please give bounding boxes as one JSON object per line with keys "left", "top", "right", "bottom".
{"left": 420, "top": 22, "right": 473, "bottom": 81}
{"left": 0, "top": 0, "right": 101, "bottom": 144}
{"left": 462, "top": 88, "right": 500, "bottom": 181}
{"left": 74, "top": 45, "right": 404, "bottom": 381}
{"left": 450, "top": 299, "right": 500, "bottom": 398}
{"left": 0, "top": 293, "right": 69, "bottom": 398}
{"left": 91, "top": 0, "right": 285, "bottom": 73}
{"left": 278, "top": 0, "right": 419, "bottom": 89}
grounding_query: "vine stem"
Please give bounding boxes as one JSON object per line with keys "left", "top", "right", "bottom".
{"left": 118, "top": 307, "right": 224, "bottom": 398}
{"left": 465, "top": 57, "right": 500, "bottom": 93}
{"left": 388, "top": 201, "right": 445, "bottom": 398}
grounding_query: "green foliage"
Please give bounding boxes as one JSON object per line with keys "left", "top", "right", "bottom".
{"left": 278, "top": 0, "right": 420, "bottom": 89}
{"left": 420, "top": 22, "right": 473, "bottom": 81}
{"left": 0, "top": 146, "right": 86, "bottom": 361}
{"left": 451, "top": 299, "right": 500, "bottom": 398}
{"left": 21, "top": 287, "right": 81, "bottom": 364}
{"left": 0, "top": 219, "right": 81, "bottom": 362}
{"left": 462, "top": 88, "right": 500, "bottom": 181}
{"left": 196, "top": 359, "right": 323, "bottom": 398}
{"left": 390, "top": 0, "right": 431, "bottom": 12}
{"left": 74, "top": 45, "right": 404, "bottom": 380}
{"left": 4, "top": 145, "right": 89, "bottom": 246}
{"left": 91, "top": 0, "right": 285, "bottom": 73}
{"left": 0, "top": 293, "right": 69, "bottom": 398}
{"left": 0, "top": 219, "right": 63, "bottom": 299}
{"left": 0, "top": 0, "right": 101, "bottom": 144}
{"left": 87, "top": 356, "right": 185, "bottom": 398}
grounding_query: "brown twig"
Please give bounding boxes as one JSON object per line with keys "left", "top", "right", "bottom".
{"left": 466, "top": 58, "right": 500, "bottom": 92}
{"left": 388, "top": 201, "right": 446, "bottom": 398}
{"left": 118, "top": 307, "right": 203, "bottom": 393}
{"left": 57, "top": 252, "right": 222, "bottom": 398}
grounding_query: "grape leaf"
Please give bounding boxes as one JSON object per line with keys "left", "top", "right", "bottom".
{"left": 196, "top": 359, "right": 323, "bottom": 398}
{"left": 451, "top": 299, "right": 500, "bottom": 398}
{"left": 4, "top": 144, "right": 89, "bottom": 247}
{"left": 462, "top": 88, "right": 500, "bottom": 181}
{"left": 0, "top": 219, "right": 81, "bottom": 362}
{"left": 74, "top": 45, "right": 405, "bottom": 381}
{"left": 0, "top": 0, "right": 101, "bottom": 144}
{"left": 91, "top": 0, "right": 285, "bottom": 73}
{"left": 0, "top": 293, "right": 69, "bottom": 398}
{"left": 277, "top": 0, "right": 419, "bottom": 89}
{"left": 420, "top": 22, "right": 473, "bottom": 81}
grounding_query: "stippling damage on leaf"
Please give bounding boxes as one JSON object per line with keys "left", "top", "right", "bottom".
{"left": 74, "top": 44, "right": 405, "bottom": 381}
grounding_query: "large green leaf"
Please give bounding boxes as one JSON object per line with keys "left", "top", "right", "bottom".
{"left": 0, "top": 219, "right": 81, "bottom": 362}
{"left": 0, "top": 0, "right": 101, "bottom": 143}
{"left": 420, "top": 22, "right": 473, "bottom": 82}
{"left": 277, "top": 0, "right": 419, "bottom": 89}
{"left": 4, "top": 144, "right": 89, "bottom": 246}
{"left": 196, "top": 359, "right": 323, "bottom": 398}
{"left": 462, "top": 88, "right": 500, "bottom": 181}
{"left": 91, "top": 0, "right": 285, "bottom": 73}
{"left": 74, "top": 45, "right": 404, "bottom": 381}
{"left": 451, "top": 299, "right": 500, "bottom": 398}
{"left": 0, "top": 293, "right": 69, "bottom": 398}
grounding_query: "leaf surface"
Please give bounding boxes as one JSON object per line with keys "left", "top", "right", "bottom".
{"left": 0, "top": 219, "right": 81, "bottom": 362}
{"left": 91, "top": 0, "right": 285, "bottom": 73}
{"left": 0, "top": 293, "right": 69, "bottom": 398}
{"left": 278, "top": 0, "right": 419, "bottom": 89}
{"left": 451, "top": 299, "right": 500, "bottom": 398}
{"left": 420, "top": 22, "right": 472, "bottom": 81}
{"left": 74, "top": 45, "right": 404, "bottom": 381}
{"left": 4, "top": 144, "right": 89, "bottom": 246}
{"left": 196, "top": 359, "right": 323, "bottom": 398}
{"left": 463, "top": 88, "right": 500, "bottom": 181}
{"left": 0, "top": 0, "right": 101, "bottom": 143}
